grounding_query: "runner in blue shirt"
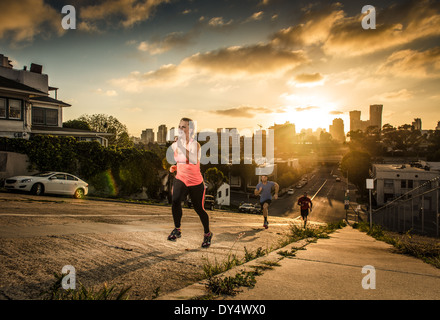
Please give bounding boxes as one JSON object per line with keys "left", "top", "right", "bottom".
{"left": 254, "top": 175, "right": 279, "bottom": 229}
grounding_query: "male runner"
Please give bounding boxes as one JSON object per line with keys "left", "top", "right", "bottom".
{"left": 254, "top": 175, "right": 279, "bottom": 229}
{"left": 297, "top": 192, "right": 313, "bottom": 228}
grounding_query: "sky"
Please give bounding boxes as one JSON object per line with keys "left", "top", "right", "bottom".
{"left": 1, "top": 0, "right": 439, "bottom": 137}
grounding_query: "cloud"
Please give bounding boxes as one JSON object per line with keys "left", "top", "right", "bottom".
{"left": 210, "top": 105, "right": 283, "bottom": 118}
{"left": 376, "top": 89, "right": 414, "bottom": 101}
{"left": 322, "top": 0, "right": 440, "bottom": 56}
{"left": 270, "top": 0, "right": 440, "bottom": 57}
{"left": 245, "top": 11, "right": 264, "bottom": 23}
{"left": 295, "top": 106, "right": 319, "bottom": 112}
{"left": 137, "top": 30, "right": 198, "bottom": 55}
{"left": 0, "top": 0, "right": 64, "bottom": 43}
{"left": 377, "top": 47, "right": 440, "bottom": 78}
{"left": 95, "top": 88, "right": 118, "bottom": 96}
{"left": 329, "top": 110, "right": 344, "bottom": 115}
{"left": 183, "top": 43, "right": 308, "bottom": 77}
{"left": 112, "top": 43, "right": 309, "bottom": 91}
{"left": 289, "top": 72, "right": 324, "bottom": 87}
{"left": 80, "top": 0, "right": 170, "bottom": 28}
{"left": 208, "top": 17, "right": 233, "bottom": 28}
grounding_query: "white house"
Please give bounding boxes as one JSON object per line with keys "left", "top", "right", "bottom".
{"left": 0, "top": 54, "right": 111, "bottom": 146}
{"left": 216, "top": 182, "right": 230, "bottom": 207}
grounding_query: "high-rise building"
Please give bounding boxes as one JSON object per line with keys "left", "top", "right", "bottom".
{"left": 349, "top": 110, "right": 362, "bottom": 132}
{"left": 329, "top": 118, "right": 345, "bottom": 142}
{"left": 369, "top": 104, "right": 383, "bottom": 130}
{"left": 141, "top": 129, "right": 154, "bottom": 144}
{"left": 157, "top": 124, "right": 167, "bottom": 144}
{"left": 412, "top": 118, "right": 422, "bottom": 131}
{"left": 436, "top": 121, "right": 440, "bottom": 131}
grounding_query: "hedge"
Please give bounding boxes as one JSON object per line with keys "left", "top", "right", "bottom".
{"left": 0, "top": 136, "right": 162, "bottom": 198}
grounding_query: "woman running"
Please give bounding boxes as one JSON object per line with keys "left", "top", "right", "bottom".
{"left": 167, "top": 117, "right": 213, "bottom": 248}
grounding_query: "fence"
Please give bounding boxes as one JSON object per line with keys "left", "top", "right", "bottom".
{"left": 372, "top": 176, "right": 440, "bottom": 237}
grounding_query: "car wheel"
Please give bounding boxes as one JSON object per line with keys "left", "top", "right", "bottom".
{"left": 74, "top": 188, "right": 85, "bottom": 199}
{"left": 31, "top": 183, "right": 44, "bottom": 196}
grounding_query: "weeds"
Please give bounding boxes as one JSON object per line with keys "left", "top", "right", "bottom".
{"left": 42, "top": 272, "right": 131, "bottom": 300}
{"left": 206, "top": 270, "right": 257, "bottom": 296}
{"left": 353, "top": 222, "right": 440, "bottom": 268}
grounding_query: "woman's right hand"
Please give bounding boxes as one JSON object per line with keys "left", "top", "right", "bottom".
{"left": 170, "top": 165, "right": 177, "bottom": 173}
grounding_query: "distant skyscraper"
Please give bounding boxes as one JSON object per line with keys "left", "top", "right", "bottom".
{"left": 157, "top": 124, "right": 167, "bottom": 144}
{"left": 141, "top": 129, "right": 154, "bottom": 144}
{"left": 349, "top": 110, "right": 362, "bottom": 132}
{"left": 436, "top": 121, "right": 440, "bottom": 131}
{"left": 329, "top": 118, "right": 345, "bottom": 142}
{"left": 412, "top": 118, "right": 422, "bottom": 131}
{"left": 369, "top": 104, "right": 383, "bottom": 130}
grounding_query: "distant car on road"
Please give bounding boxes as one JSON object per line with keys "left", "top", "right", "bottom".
{"left": 287, "top": 188, "right": 294, "bottom": 195}
{"left": 239, "top": 203, "right": 260, "bottom": 214}
{"left": 335, "top": 177, "right": 341, "bottom": 182}
{"left": 5, "top": 172, "right": 88, "bottom": 199}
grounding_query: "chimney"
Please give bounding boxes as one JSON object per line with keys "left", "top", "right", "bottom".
{"left": 30, "top": 63, "right": 43, "bottom": 74}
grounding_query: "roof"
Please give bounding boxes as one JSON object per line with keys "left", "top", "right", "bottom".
{"left": 30, "top": 96, "right": 71, "bottom": 107}
{"left": 0, "top": 75, "right": 47, "bottom": 96}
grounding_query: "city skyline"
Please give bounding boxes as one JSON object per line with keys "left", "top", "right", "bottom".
{"left": 1, "top": 0, "right": 439, "bottom": 136}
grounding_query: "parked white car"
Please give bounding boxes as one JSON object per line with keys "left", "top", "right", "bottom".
{"left": 287, "top": 188, "right": 294, "bottom": 195}
{"left": 5, "top": 172, "right": 88, "bottom": 199}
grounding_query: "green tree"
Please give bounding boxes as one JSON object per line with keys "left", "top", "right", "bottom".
{"left": 63, "top": 119, "right": 91, "bottom": 131}
{"left": 77, "top": 114, "right": 133, "bottom": 148}
{"left": 205, "top": 167, "right": 227, "bottom": 198}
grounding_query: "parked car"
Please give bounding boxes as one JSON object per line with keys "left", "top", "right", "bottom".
{"left": 287, "top": 188, "right": 294, "bottom": 195}
{"left": 335, "top": 177, "right": 341, "bottom": 182}
{"left": 4, "top": 172, "right": 88, "bottom": 199}
{"left": 187, "top": 194, "right": 215, "bottom": 210}
{"left": 239, "top": 203, "right": 259, "bottom": 214}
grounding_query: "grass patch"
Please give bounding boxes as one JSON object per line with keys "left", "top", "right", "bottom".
{"left": 205, "top": 270, "right": 258, "bottom": 296}
{"left": 42, "top": 272, "right": 131, "bottom": 300}
{"left": 353, "top": 222, "right": 440, "bottom": 269}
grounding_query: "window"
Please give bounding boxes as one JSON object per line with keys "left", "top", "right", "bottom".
{"left": 32, "top": 107, "right": 58, "bottom": 126}
{"left": 66, "top": 175, "right": 78, "bottom": 181}
{"left": 401, "top": 180, "right": 407, "bottom": 188}
{"left": 408, "top": 180, "right": 413, "bottom": 189}
{"left": 384, "top": 179, "right": 394, "bottom": 188}
{"left": 0, "top": 97, "right": 23, "bottom": 120}
{"left": 9, "top": 100, "right": 22, "bottom": 119}
{"left": 0, "top": 98, "right": 5, "bottom": 118}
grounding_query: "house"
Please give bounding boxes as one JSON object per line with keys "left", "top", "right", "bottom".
{"left": 0, "top": 54, "right": 112, "bottom": 146}
{"left": 372, "top": 161, "right": 440, "bottom": 206}
{"left": 216, "top": 182, "right": 230, "bottom": 207}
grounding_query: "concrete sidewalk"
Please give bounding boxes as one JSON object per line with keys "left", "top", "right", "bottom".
{"left": 159, "top": 226, "right": 440, "bottom": 300}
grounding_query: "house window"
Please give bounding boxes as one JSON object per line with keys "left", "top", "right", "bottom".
{"left": 32, "top": 107, "right": 58, "bottom": 126}
{"left": 0, "top": 97, "right": 23, "bottom": 120}
{"left": 401, "top": 180, "right": 407, "bottom": 188}
{"left": 9, "top": 100, "right": 22, "bottom": 119}
{"left": 0, "top": 98, "right": 5, "bottom": 118}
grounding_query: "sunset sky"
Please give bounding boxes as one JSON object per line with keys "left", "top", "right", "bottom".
{"left": 1, "top": 0, "right": 439, "bottom": 137}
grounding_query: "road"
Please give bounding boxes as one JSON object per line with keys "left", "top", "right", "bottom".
{"left": 270, "top": 164, "right": 348, "bottom": 224}
{"left": 0, "top": 192, "right": 301, "bottom": 300}
{"left": 0, "top": 165, "right": 347, "bottom": 300}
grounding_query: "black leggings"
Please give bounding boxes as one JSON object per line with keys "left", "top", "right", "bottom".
{"left": 172, "top": 179, "right": 210, "bottom": 234}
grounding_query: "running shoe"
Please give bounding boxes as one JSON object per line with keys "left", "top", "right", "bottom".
{"left": 263, "top": 220, "right": 269, "bottom": 229}
{"left": 167, "top": 228, "right": 181, "bottom": 241}
{"left": 201, "top": 232, "right": 213, "bottom": 248}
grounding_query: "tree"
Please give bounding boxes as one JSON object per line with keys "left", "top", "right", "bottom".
{"left": 340, "top": 150, "right": 372, "bottom": 197}
{"left": 77, "top": 114, "right": 133, "bottom": 148}
{"left": 204, "top": 167, "right": 227, "bottom": 199}
{"left": 63, "top": 119, "right": 91, "bottom": 131}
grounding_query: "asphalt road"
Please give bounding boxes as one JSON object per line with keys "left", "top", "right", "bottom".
{"left": 0, "top": 166, "right": 347, "bottom": 300}
{"left": 270, "top": 164, "right": 348, "bottom": 223}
